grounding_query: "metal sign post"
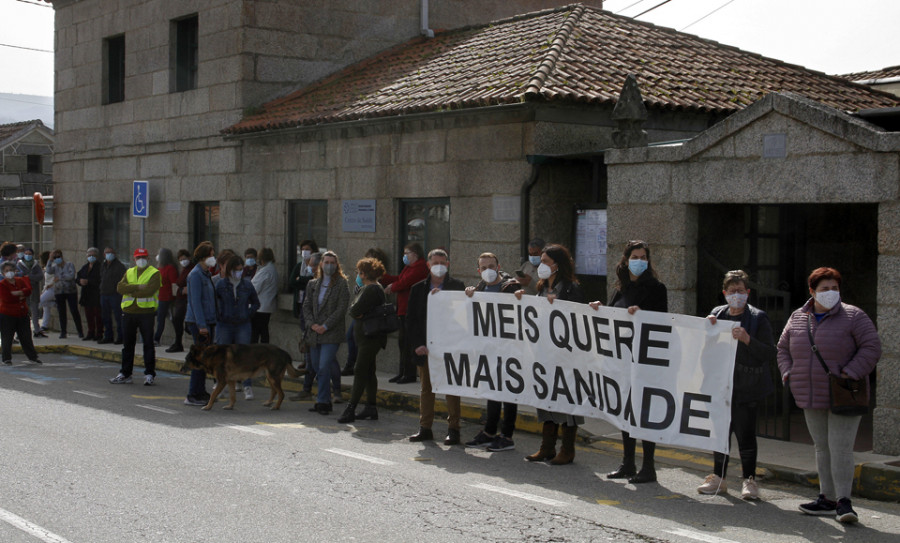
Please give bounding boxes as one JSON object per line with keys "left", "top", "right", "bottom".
{"left": 133, "top": 180, "right": 149, "bottom": 249}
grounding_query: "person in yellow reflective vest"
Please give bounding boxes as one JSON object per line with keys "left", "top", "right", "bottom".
{"left": 109, "top": 248, "right": 161, "bottom": 385}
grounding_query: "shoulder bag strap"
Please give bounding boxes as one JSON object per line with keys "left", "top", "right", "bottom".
{"left": 807, "top": 313, "right": 834, "bottom": 376}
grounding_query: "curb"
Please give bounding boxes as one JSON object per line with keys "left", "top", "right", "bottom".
{"left": 16, "top": 344, "right": 900, "bottom": 502}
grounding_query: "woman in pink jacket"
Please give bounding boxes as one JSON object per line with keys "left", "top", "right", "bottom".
{"left": 777, "top": 267, "right": 881, "bottom": 524}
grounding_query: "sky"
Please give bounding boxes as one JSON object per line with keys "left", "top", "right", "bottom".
{"left": 0, "top": 0, "right": 898, "bottom": 98}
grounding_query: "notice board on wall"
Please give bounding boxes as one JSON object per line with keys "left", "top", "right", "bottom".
{"left": 574, "top": 207, "right": 607, "bottom": 276}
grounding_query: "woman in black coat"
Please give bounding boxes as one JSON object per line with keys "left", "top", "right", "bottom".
{"left": 76, "top": 247, "right": 103, "bottom": 340}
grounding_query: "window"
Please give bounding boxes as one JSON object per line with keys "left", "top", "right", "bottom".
{"left": 172, "top": 15, "right": 199, "bottom": 92}
{"left": 27, "top": 155, "right": 41, "bottom": 173}
{"left": 288, "top": 200, "right": 328, "bottom": 273}
{"left": 92, "top": 204, "right": 130, "bottom": 256}
{"left": 193, "top": 202, "right": 219, "bottom": 251}
{"left": 103, "top": 35, "right": 126, "bottom": 104}
{"left": 399, "top": 199, "right": 450, "bottom": 267}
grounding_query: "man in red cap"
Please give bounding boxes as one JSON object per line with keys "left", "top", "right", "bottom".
{"left": 110, "top": 248, "right": 160, "bottom": 385}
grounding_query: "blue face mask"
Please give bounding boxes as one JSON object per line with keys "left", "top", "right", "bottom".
{"left": 402, "top": 254, "right": 410, "bottom": 266}
{"left": 628, "top": 258, "right": 648, "bottom": 277}
{"left": 24, "top": 254, "right": 33, "bottom": 262}
{"left": 528, "top": 255, "right": 541, "bottom": 266}
{"left": 245, "top": 258, "right": 256, "bottom": 267}
{"left": 356, "top": 274, "right": 364, "bottom": 288}
{"left": 105, "top": 253, "right": 115, "bottom": 261}
{"left": 54, "top": 257, "right": 62, "bottom": 265}
{"left": 87, "top": 256, "right": 97, "bottom": 263}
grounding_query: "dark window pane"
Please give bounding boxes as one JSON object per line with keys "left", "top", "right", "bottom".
{"left": 104, "top": 35, "right": 126, "bottom": 104}
{"left": 175, "top": 15, "right": 199, "bottom": 92}
{"left": 401, "top": 199, "right": 450, "bottom": 266}
{"left": 92, "top": 203, "right": 130, "bottom": 257}
{"left": 288, "top": 200, "right": 328, "bottom": 272}
{"left": 193, "top": 202, "right": 219, "bottom": 250}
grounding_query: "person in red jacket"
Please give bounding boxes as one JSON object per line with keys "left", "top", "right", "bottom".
{"left": 380, "top": 243, "right": 428, "bottom": 384}
{"left": 0, "top": 261, "right": 42, "bottom": 365}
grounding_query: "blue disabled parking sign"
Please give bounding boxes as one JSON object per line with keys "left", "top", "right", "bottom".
{"left": 133, "top": 180, "right": 149, "bottom": 218}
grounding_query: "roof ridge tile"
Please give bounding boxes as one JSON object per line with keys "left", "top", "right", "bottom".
{"left": 523, "top": 4, "right": 584, "bottom": 99}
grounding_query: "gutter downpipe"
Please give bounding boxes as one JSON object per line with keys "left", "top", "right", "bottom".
{"left": 420, "top": 0, "right": 434, "bottom": 38}
{"left": 520, "top": 156, "right": 546, "bottom": 261}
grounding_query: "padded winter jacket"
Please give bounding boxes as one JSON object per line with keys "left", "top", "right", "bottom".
{"left": 777, "top": 298, "right": 881, "bottom": 409}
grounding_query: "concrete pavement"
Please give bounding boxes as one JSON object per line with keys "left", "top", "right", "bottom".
{"left": 12, "top": 334, "right": 900, "bottom": 502}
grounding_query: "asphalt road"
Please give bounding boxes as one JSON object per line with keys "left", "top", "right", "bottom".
{"left": 1, "top": 352, "right": 899, "bottom": 543}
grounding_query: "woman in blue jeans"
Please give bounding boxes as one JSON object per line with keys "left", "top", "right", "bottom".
{"left": 215, "top": 255, "right": 260, "bottom": 400}
{"left": 302, "top": 250, "right": 350, "bottom": 415}
{"left": 183, "top": 241, "right": 218, "bottom": 406}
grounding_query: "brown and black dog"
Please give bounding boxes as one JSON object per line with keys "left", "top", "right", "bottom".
{"left": 182, "top": 344, "right": 301, "bottom": 411}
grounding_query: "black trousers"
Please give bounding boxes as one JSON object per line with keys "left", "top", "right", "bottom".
{"left": 120, "top": 312, "right": 156, "bottom": 377}
{"left": 397, "top": 315, "right": 415, "bottom": 378}
{"left": 250, "top": 312, "right": 271, "bottom": 344}
{"left": 1, "top": 314, "right": 38, "bottom": 362}
{"left": 713, "top": 402, "right": 759, "bottom": 478}
{"left": 485, "top": 400, "right": 518, "bottom": 437}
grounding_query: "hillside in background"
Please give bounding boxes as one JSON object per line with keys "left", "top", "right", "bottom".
{"left": 0, "top": 93, "right": 53, "bottom": 128}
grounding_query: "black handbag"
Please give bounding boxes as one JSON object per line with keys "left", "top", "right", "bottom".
{"left": 361, "top": 303, "right": 400, "bottom": 337}
{"left": 807, "top": 315, "right": 868, "bottom": 416}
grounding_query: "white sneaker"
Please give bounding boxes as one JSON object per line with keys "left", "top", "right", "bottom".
{"left": 109, "top": 373, "right": 132, "bottom": 384}
{"left": 144, "top": 375, "right": 155, "bottom": 386}
{"left": 697, "top": 474, "right": 727, "bottom": 495}
{"left": 243, "top": 385, "right": 254, "bottom": 400}
{"left": 741, "top": 476, "right": 759, "bottom": 500}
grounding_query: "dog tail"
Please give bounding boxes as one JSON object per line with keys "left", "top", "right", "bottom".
{"left": 285, "top": 355, "right": 302, "bottom": 379}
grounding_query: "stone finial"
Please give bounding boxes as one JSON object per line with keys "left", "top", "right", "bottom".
{"left": 612, "top": 74, "right": 649, "bottom": 149}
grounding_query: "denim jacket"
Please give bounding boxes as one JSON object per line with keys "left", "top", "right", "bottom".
{"left": 184, "top": 265, "right": 216, "bottom": 326}
{"left": 215, "top": 276, "right": 260, "bottom": 325}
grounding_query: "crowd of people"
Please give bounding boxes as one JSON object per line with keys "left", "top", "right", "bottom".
{"left": 0, "top": 238, "right": 880, "bottom": 523}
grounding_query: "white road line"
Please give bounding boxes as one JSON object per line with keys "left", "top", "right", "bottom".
{"left": 73, "top": 390, "right": 107, "bottom": 399}
{"left": 18, "top": 378, "right": 47, "bottom": 385}
{"left": 664, "top": 528, "right": 741, "bottom": 543}
{"left": 469, "top": 483, "right": 566, "bottom": 507}
{"left": 216, "top": 423, "right": 274, "bottom": 436}
{"left": 0, "top": 506, "right": 75, "bottom": 543}
{"left": 324, "top": 448, "right": 396, "bottom": 466}
{"left": 135, "top": 404, "right": 179, "bottom": 415}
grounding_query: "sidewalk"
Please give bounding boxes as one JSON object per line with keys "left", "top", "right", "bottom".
{"left": 15, "top": 334, "right": 900, "bottom": 502}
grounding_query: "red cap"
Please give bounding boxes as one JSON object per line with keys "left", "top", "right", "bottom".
{"left": 133, "top": 248, "right": 149, "bottom": 259}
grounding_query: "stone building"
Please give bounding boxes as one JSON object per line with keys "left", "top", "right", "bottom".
{"left": 0, "top": 120, "right": 54, "bottom": 249}
{"left": 842, "top": 65, "right": 900, "bottom": 98}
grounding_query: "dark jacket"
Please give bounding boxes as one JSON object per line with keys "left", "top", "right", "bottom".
{"left": 610, "top": 276, "right": 667, "bottom": 312}
{"left": 214, "top": 277, "right": 260, "bottom": 325}
{"left": 407, "top": 273, "right": 466, "bottom": 365}
{"left": 349, "top": 282, "right": 389, "bottom": 350}
{"left": 100, "top": 258, "right": 127, "bottom": 296}
{"left": 538, "top": 277, "right": 586, "bottom": 304}
{"left": 302, "top": 274, "right": 351, "bottom": 345}
{"left": 289, "top": 260, "right": 315, "bottom": 319}
{"left": 473, "top": 271, "right": 521, "bottom": 294}
{"left": 710, "top": 304, "right": 776, "bottom": 404}
{"left": 77, "top": 261, "right": 102, "bottom": 307}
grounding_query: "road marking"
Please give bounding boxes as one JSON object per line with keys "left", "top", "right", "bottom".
{"left": 132, "top": 395, "right": 184, "bottom": 400}
{"left": 18, "top": 378, "right": 48, "bottom": 385}
{"left": 259, "top": 422, "right": 308, "bottom": 429}
{"left": 136, "top": 404, "right": 179, "bottom": 415}
{"left": 217, "top": 423, "right": 274, "bottom": 436}
{"left": 595, "top": 499, "right": 621, "bottom": 506}
{"left": 664, "top": 528, "right": 740, "bottom": 543}
{"left": 73, "top": 390, "right": 107, "bottom": 399}
{"left": 470, "top": 483, "right": 566, "bottom": 507}
{"left": 324, "top": 448, "right": 396, "bottom": 465}
{"left": 0, "top": 506, "right": 75, "bottom": 543}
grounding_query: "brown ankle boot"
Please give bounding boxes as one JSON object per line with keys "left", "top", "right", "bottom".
{"left": 525, "top": 422, "right": 558, "bottom": 461}
{"left": 550, "top": 424, "right": 577, "bottom": 465}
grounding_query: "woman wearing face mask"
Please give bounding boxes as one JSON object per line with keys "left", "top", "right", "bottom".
{"left": 214, "top": 255, "right": 260, "bottom": 359}
{"left": 778, "top": 268, "right": 880, "bottom": 524}
{"left": 184, "top": 242, "right": 219, "bottom": 406}
{"left": 700, "top": 270, "right": 776, "bottom": 500}
{"left": 605, "top": 240, "right": 667, "bottom": 484}
{"left": 289, "top": 239, "right": 319, "bottom": 319}
{"left": 302, "top": 250, "right": 350, "bottom": 414}
{"left": 380, "top": 243, "right": 428, "bottom": 384}
{"left": 0, "top": 261, "right": 42, "bottom": 365}
{"left": 153, "top": 248, "right": 179, "bottom": 347}
{"left": 515, "top": 244, "right": 586, "bottom": 465}
{"left": 46, "top": 249, "right": 84, "bottom": 339}
{"left": 166, "top": 249, "right": 193, "bottom": 353}
{"left": 76, "top": 247, "right": 104, "bottom": 341}
{"left": 16, "top": 247, "right": 44, "bottom": 338}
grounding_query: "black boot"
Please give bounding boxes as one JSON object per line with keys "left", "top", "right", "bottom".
{"left": 337, "top": 403, "right": 357, "bottom": 423}
{"left": 309, "top": 402, "right": 332, "bottom": 414}
{"left": 444, "top": 428, "right": 461, "bottom": 445}
{"left": 606, "top": 458, "right": 636, "bottom": 479}
{"left": 341, "top": 363, "right": 355, "bottom": 376}
{"left": 409, "top": 427, "right": 434, "bottom": 442}
{"left": 356, "top": 405, "right": 378, "bottom": 420}
{"left": 628, "top": 457, "right": 657, "bottom": 484}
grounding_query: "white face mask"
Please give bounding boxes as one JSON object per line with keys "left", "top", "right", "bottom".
{"left": 481, "top": 268, "right": 498, "bottom": 284}
{"left": 3, "top": 271, "right": 14, "bottom": 280}
{"left": 205, "top": 256, "right": 217, "bottom": 268}
{"left": 537, "top": 263, "right": 553, "bottom": 280}
{"left": 135, "top": 258, "right": 148, "bottom": 268}
{"left": 725, "top": 293, "right": 748, "bottom": 310}
{"left": 301, "top": 250, "right": 311, "bottom": 260}
{"left": 232, "top": 270, "right": 243, "bottom": 280}
{"left": 180, "top": 259, "right": 190, "bottom": 268}
{"left": 430, "top": 264, "right": 448, "bottom": 278}
{"left": 815, "top": 290, "right": 841, "bottom": 310}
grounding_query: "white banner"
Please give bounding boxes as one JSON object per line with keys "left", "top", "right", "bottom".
{"left": 426, "top": 291, "right": 738, "bottom": 453}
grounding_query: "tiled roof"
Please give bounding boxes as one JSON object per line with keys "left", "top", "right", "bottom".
{"left": 840, "top": 65, "right": 900, "bottom": 82}
{"left": 225, "top": 4, "right": 900, "bottom": 135}
{"left": 0, "top": 120, "right": 44, "bottom": 149}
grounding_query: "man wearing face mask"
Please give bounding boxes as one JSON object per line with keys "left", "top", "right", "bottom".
{"left": 514, "top": 238, "right": 544, "bottom": 296}
{"left": 406, "top": 248, "right": 466, "bottom": 445}
{"left": 110, "top": 248, "right": 160, "bottom": 385}
{"left": 380, "top": 243, "right": 429, "bottom": 384}
{"left": 464, "top": 252, "right": 521, "bottom": 451}
{"left": 0, "top": 261, "right": 42, "bottom": 365}
{"left": 76, "top": 247, "right": 104, "bottom": 341}
{"left": 98, "top": 247, "right": 127, "bottom": 345}
{"left": 16, "top": 247, "right": 44, "bottom": 338}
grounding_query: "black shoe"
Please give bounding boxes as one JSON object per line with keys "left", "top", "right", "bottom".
{"left": 356, "top": 405, "right": 378, "bottom": 420}
{"left": 2, "top": 360, "right": 11, "bottom": 366}
{"left": 337, "top": 404, "right": 357, "bottom": 424}
{"left": 341, "top": 366, "right": 355, "bottom": 376}
{"left": 836, "top": 498, "right": 858, "bottom": 523}
{"left": 388, "top": 375, "right": 402, "bottom": 383}
{"left": 83, "top": 334, "right": 96, "bottom": 341}
{"left": 606, "top": 463, "right": 637, "bottom": 479}
{"left": 59, "top": 332, "right": 67, "bottom": 339}
{"left": 628, "top": 467, "right": 657, "bottom": 484}
{"left": 33, "top": 331, "right": 48, "bottom": 338}
{"left": 396, "top": 375, "right": 417, "bottom": 384}
{"left": 114, "top": 339, "right": 123, "bottom": 345}
{"left": 444, "top": 429, "right": 461, "bottom": 446}
{"left": 309, "top": 402, "right": 332, "bottom": 414}
{"left": 29, "top": 358, "right": 42, "bottom": 365}
{"left": 799, "top": 494, "right": 837, "bottom": 516}
{"left": 165, "top": 344, "right": 184, "bottom": 353}
{"left": 77, "top": 331, "right": 84, "bottom": 338}
{"left": 409, "top": 427, "right": 434, "bottom": 442}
